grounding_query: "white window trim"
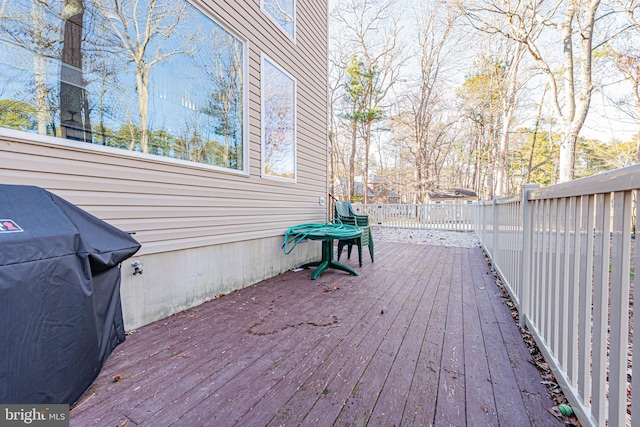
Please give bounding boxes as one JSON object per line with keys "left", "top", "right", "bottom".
{"left": 260, "top": 0, "right": 296, "bottom": 43}
{"left": 260, "top": 54, "right": 297, "bottom": 183}
{"left": 0, "top": 127, "right": 251, "bottom": 176}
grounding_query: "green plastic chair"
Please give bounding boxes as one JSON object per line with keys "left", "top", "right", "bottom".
{"left": 334, "top": 201, "right": 374, "bottom": 267}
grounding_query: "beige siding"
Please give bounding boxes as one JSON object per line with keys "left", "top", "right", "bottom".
{"left": 0, "top": 0, "right": 329, "bottom": 258}
{"left": 120, "top": 236, "right": 320, "bottom": 330}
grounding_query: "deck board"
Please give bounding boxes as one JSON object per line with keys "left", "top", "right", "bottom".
{"left": 70, "top": 241, "right": 563, "bottom": 426}
{"left": 367, "top": 246, "right": 440, "bottom": 426}
{"left": 434, "top": 247, "right": 466, "bottom": 427}
{"left": 461, "top": 248, "right": 500, "bottom": 426}
{"left": 401, "top": 247, "right": 450, "bottom": 426}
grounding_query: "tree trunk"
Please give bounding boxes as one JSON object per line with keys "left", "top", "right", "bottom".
{"left": 34, "top": 55, "right": 48, "bottom": 136}
{"left": 136, "top": 67, "right": 150, "bottom": 153}
{"left": 527, "top": 86, "right": 546, "bottom": 182}
{"left": 363, "top": 125, "right": 370, "bottom": 204}
{"left": 486, "top": 147, "right": 495, "bottom": 200}
{"left": 558, "top": 3, "right": 577, "bottom": 182}
{"left": 633, "top": 80, "right": 640, "bottom": 163}
{"left": 60, "top": 0, "right": 91, "bottom": 142}
{"left": 553, "top": 0, "right": 599, "bottom": 182}
{"left": 349, "top": 120, "right": 357, "bottom": 201}
{"left": 417, "top": 147, "right": 429, "bottom": 203}
{"left": 495, "top": 107, "right": 512, "bottom": 196}
{"left": 329, "top": 129, "right": 336, "bottom": 199}
{"left": 495, "top": 43, "right": 524, "bottom": 196}
{"left": 559, "top": 132, "right": 576, "bottom": 182}
{"left": 31, "top": 1, "right": 48, "bottom": 135}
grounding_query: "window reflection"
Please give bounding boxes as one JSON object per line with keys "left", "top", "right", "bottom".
{"left": 0, "top": 0, "right": 245, "bottom": 170}
{"left": 262, "top": 56, "right": 296, "bottom": 181}
{"left": 262, "top": 0, "right": 295, "bottom": 40}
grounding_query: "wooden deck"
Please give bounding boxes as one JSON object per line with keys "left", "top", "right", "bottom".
{"left": 70, "top": 241, "right": 562, "bottom": 426}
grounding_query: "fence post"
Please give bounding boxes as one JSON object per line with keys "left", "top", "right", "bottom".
{"left": 480, "top": 202, "right": 484, "bottom": 237}
{"left": 492, "top": 198, "right": 499, "bottom": 261}
{"left": 480, "top": 201, "right": 486, "bottom": 239}
{"left": 519, "top": 184, "right": 540, "bottom": 328}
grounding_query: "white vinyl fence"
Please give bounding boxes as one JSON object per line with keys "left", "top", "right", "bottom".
{"left": 475, "top": 165, "right": 640, "bottom": 427}
{"left": 352, "top": 202, "right": 475, "bottom": 230}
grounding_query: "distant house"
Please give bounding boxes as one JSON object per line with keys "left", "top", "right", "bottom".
{"left": 333, "top": 176, "right": 401, "bottom": 204}
{"left": 367, "top": 175, "right": 401, "bottom": 204}
{"left": 0, "top": 0, "right": 328, "bottom": 330}
{"left": 427, "top": 188, "right": 478, "bottom": 204}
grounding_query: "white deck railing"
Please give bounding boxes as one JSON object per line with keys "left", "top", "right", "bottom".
{"left": 475, "top": 165, "right": 640, "bottom": 427}
{"left": 352, "top": 202, "right": 475, "bottom": 230}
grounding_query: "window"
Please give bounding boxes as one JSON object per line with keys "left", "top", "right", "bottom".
{"left": 0, "top": 0, "right": 247, "bottom": 171}
{"left": 261, "top": 55, "right": 296, "bottom": 181}
{"left": 261, "top": 0, "right": 295, "bottom": 41}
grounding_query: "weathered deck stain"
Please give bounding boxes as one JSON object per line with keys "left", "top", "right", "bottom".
{"left": 71, "top": 242, "right": 562, "bottom": 426}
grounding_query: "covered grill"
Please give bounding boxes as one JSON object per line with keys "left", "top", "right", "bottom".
{"left": 0, "top": 185, "right": 140, "bottom": 404}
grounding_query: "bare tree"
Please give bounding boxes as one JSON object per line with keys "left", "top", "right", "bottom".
{"left": 97, "top": 0, "right": 194, "bottom": 153}
{"left": 31, "top": 0, "right": 52, "bottom": 135}
{"left": 405, "top": 0, "right": 462, "bottom": 202}
{"left": 458, "top": 49, "right": 515, "bottom": 199}
{"left": 344, "top": 55, "right": 363, "bottom": 201}
{"left": 526, "top": 83, "right": 557, "bottom": 182}
{"left": 262, "top": 0, "right": 294, "bottom": 25}
{"left": 609, "top": 48, "right": 640, "bottom": 161}
{"left": 60, "top": 0, "right": 92, "bottom": 142}
{"left": 494, "top": 41, "right": 526, "bottom": 195}
{"left": 0, "top": 2, "right": 90, "bottom": 136}
{"left": 333, "top": 0, "right": 404, "bottom": 203}
{"left": 458, "top": 4, "right": 529, "bottom": 195}
{"left": 329, "top": 3, "right": 364, "bottom": 201}
{"left": 328, "top": 42, "right": 348, "bottom": 199}
{"left": 461, "top": 0, "right": 602, "bottom": 183}
{"left": 607, "top": 0, "right": 640, "bottom": 162}
{"left": 199, "top": 31, "right": 243, "bottom": 168}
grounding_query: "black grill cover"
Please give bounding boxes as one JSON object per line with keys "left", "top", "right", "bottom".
{"left": 0, "top": 185, "right": 140, "bottom": 405}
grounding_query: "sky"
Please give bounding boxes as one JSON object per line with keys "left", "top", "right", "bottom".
{"left": 583, "top": 85, "right": 638, "bottom": 143}
{"left": 328, "top": 0, "right": 638, "bottom": 145}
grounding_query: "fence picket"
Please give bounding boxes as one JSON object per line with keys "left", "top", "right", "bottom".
{"left": 593, "top": 193, "right": 611, "bottom": 426}
{"left": 567, "top": 196, "right": 579, "bottom": 384}
{"left": 610, "top": 191, "right": 632, "bottom": 427}
{"left": 353, "top": 203, "right": 475, "bottom": 230}
{"left": 577, "top": 195, "right": 594, "bottom": 407}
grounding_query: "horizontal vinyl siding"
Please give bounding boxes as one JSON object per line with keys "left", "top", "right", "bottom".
{"left": 0, "top": 0, "right": 328, "bottom": 257}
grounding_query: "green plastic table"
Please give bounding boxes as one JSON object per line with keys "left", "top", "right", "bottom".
{"left": 283, "top": 222, "right": 363, "bottom": 280}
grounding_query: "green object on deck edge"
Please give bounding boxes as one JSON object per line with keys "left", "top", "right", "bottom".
{"left": 282, "top": 221, "right": 361, "bottom": 255}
